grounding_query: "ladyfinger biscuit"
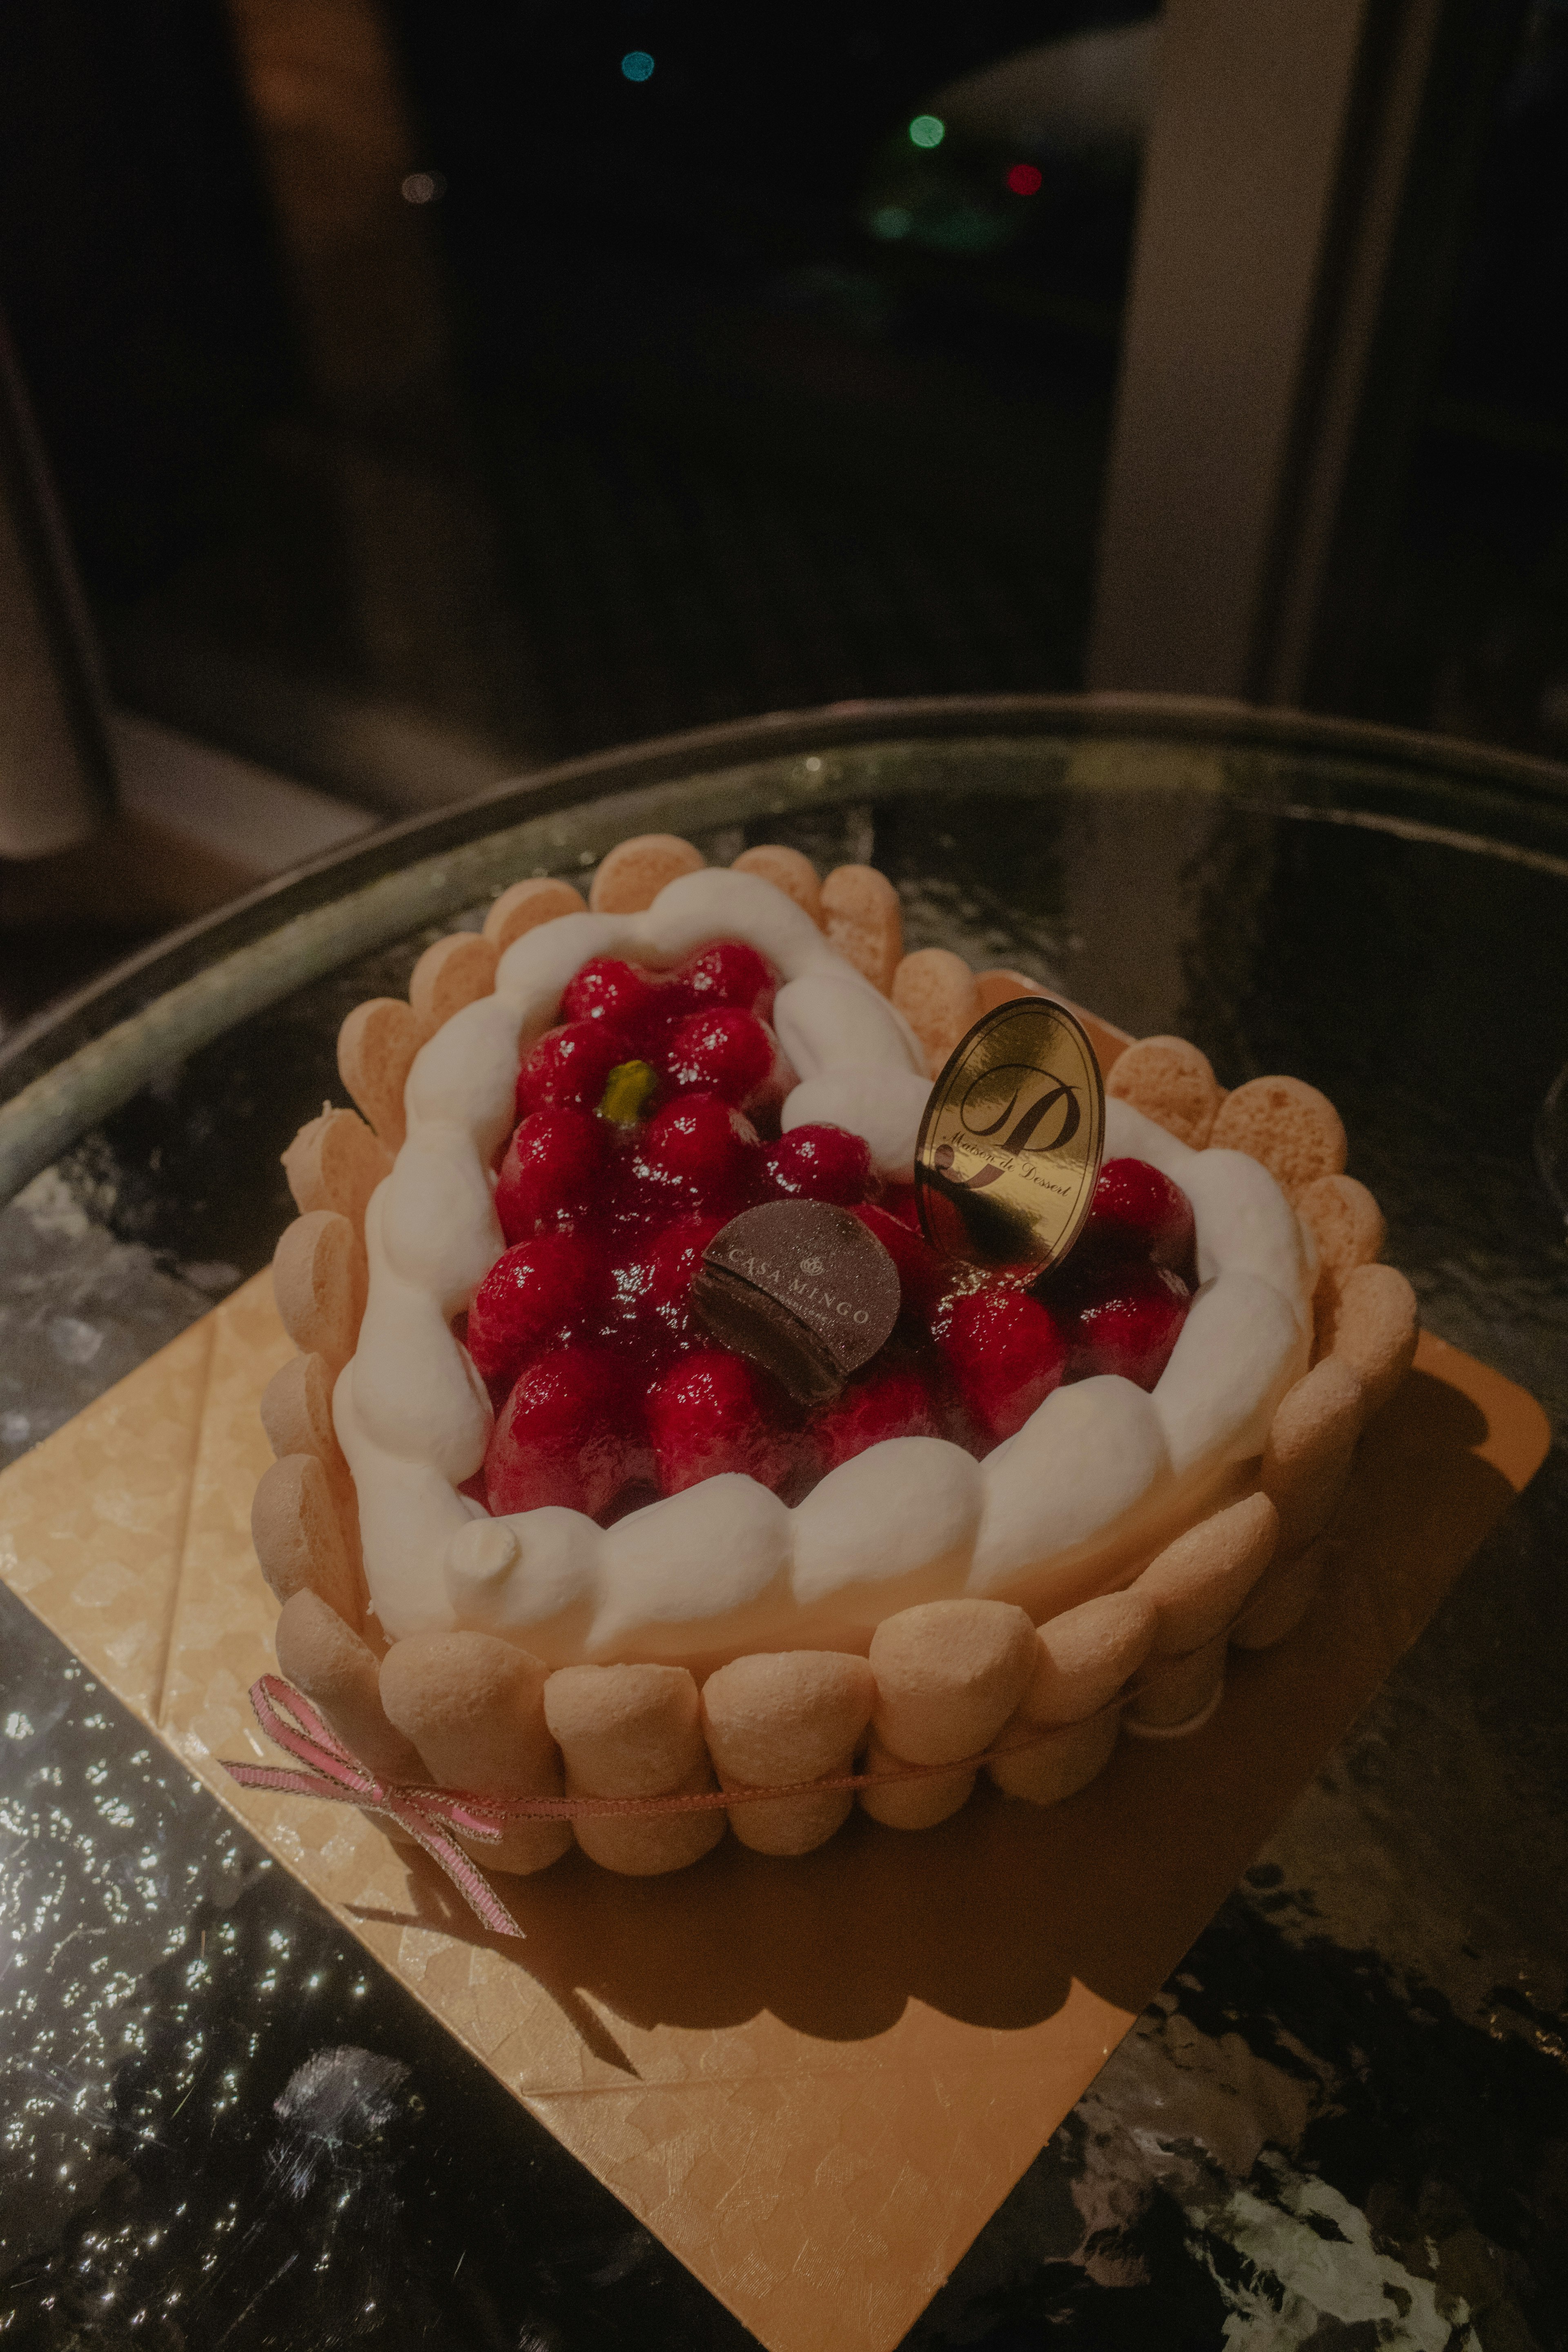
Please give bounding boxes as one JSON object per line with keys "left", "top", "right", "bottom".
{"left": 1210, "top": 1075, "right": 1347, "bottom": 1201}
{"left": 588, "top": 834, "right": 706, "bottom": 914}
{"left": 1299, "top": 1172, "right": 1386, "bottom": 1294}
{"left": 1125, "top": 1633, "right": 1229, "bottom": 1732}
{"left": 251, "top": 1453, "right": 362, "bottom": 1626}
{"left": 543, "top": 1662, "right": 724, "bottom": 1876}
{"left": 281, "top": 1105, "right": 392, "bottom": 1229}
{"left": 1106, "top": 1036, "right": 1225, "bottom": 1150}
{"left": 260, "top": 1350, "right": 350, "bottom": 1488}
{"left": 868, "top": 1598, "right": 1036, "bottom": 1765}
{"left": 989, "top": 1711, "right": 1122, "bottom": 1808}
{"left": 1132, "top": 1492, "right": 1279, "bottom": 1652}
{"left": 274, "top": 1588, "right": 426, "bottom": 1783}
{"left": 821, "top": 864, "right": 903, "bottom": 994}
{"left": 1013, "top": 1591, "right": 1157, "bottom": 1731}
{"left": 701, "top": 1650, "right": 875, "bottom": 1855}
{"left": 409, "top": 931, "right": 499, "bottom": 1036}
{"left": 1125, "top": 1492, "right": 1279, "bottom": 1732}
{"left": 891, "top": 949, "right": 982, "bottom": 1078}
{"left": 987, "top": 1590, "right": 1154, "bottom": 1805}
{"left": 858, "top": 1722, "right": 975, "bottom": 1830}
{"left": 731, "top": 845, "right": 824, "bottom": 925}
{"left": 1230, "top": 1533, "right": 1335, "bottom": 1650}
{"left": 483, "top": 876, "right": 588, "bottom": 955}
{"left": 1321, "top": 1261, "right": 1419, "bottom": 1420}
{"left": 337, "top": 997, "right": 422, "bottom": 1152}
{"left": 1261, "top": 1357, "right": 1366, "bottom": 1556}
{"left": 272, "top": 1210, "right": 367, "bottom": 1372}
{"left": 380, "top": 1632, "right": 571, "bottom": 1876}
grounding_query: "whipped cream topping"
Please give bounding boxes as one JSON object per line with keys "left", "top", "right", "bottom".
{"left": 334, "top": 868, "right": 1312, "bottom": 1664}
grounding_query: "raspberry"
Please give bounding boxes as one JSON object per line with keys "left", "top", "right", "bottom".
{"left": 663, "top": 1009, "right": 775, "bottom": 1106}
{"left": 484, "top": 1345, "right": 639, "bottom": 1517}
{"left": 628, "top": 989, "right": 700, "bottom": 1061}
{"left": 631, "top": 1093, "right": 760, "bottom": 1217}
{"left": 850, "top": 1202, "right": 947, "bottom": 1318}
{"left": 608, "top": 1212, "right": 727, "bottom": 1356}
{"left": 560, "top": 957, "right": 662, "bottom": 1037}
{"left": 515, "top": 1020, "right": 639, "bottom": 1118}
{"left": 1079, "top": 1158, "right": 1197, "bottom": 1278}
{"left": 1064, "top": 1264, "right": 1190, "bottom": 1391}
{"left": 940, "top": 1285, "right": 1068, "bottom": 1446}
{"left": 765, "top": 1123, "right": 872, "bottom": 1205}
{"left": 647, "top": 1349, "right": 795, "bottom": 1495}
{"left": 812, "top": 1365, "right": 939, "bottom": 1472}
{"left": 681, "top": 941, "right": 774, "bottom": 1016}
{"left": 467, "top": 1233, "right": 608, "bottom": 1390}
{"left": 495, "top": 1107, "right": 608, "bottom": 1243}
{"left": 878, "top": 1182, "right": 923, "bottom": 1230}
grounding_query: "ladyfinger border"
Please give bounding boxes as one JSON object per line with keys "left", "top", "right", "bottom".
{"left": 256, "top": 835, "right": 1419, "bottom": 1876}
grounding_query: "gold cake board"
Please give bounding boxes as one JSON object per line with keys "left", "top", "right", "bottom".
{"left": 0, "top": 1270, "right": 1549, "bottom": 2352}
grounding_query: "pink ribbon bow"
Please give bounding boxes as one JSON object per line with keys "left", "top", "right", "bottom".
{"left": 225, "top": 1675, "right": 532, "bottom": 1938}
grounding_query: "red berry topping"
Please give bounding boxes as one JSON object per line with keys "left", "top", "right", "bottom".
{"left": 1080, "top": 1158, "right": 1196, "bottom": 1278}
{"left": 812, "top": 1365, "right": 938, "bottom": 1472}
{"left": 485, "top": 1346, "right": 639, "bottom": 1516}
{"left": 850, "top": 1202, "right": 947, "bottom": 1317}
{"left": 495, "top": 1107, "right": 608, "bottom": 1243}
{"left": 878, "top": 1182, "right": 923, "bottom": 1230}
{"left": 464, "top": 940, "right": 1205, "bottom": 1520}
{"left": 631, "top": 1093, "right": 760, "bottom": 1216}
{"left": 940, "top": 1285, "right": 1069, "bottom": 1446}
{"left": 515, "top": 1020, "right": 639, "bottom": 1118}
{"left": 764, "top": 1123, "right": 873, "bottom": 1206}
{"left": 467, "top": 1233, "right": 607, "bottom": 1389}
{"left": 682, "top": 940, "right": 773, "bottom": 1016}
{"left": 663, "top": 1009, "right": 775, "bottom": 1106}
{"left": 1064, "top": 1264, "right": 1191, "bottom": 1390}
{"left": 609, "top": 1212, "right": 727, "bottom": 1355}
{"left": 647, "top": 1349, "right": 795, "bottom": 1495}
{"left": 560, "top": 957, "right": 662, "bottom": 1036}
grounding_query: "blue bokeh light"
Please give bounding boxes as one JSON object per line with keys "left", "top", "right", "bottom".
{"left": 621, "top": 50, "right": 655, "bottom": 83}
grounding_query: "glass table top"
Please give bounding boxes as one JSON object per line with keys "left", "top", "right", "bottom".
{"left": 1, "top": 696, "right": 1564, "bottom": 2348}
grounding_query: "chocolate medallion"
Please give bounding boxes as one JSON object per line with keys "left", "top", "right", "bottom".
{"left": 693, "top": 1200, "right": 901, "bottom": 1404}
{"left": 914, "top": 997, "right": 1105, "bottom": 1270}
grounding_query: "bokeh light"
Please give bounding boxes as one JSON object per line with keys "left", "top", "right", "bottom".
{"left": 908, "top": 115, "right": 945, "bottom": 150}
{"left": 621, "top": 51, "right": 655, "bottom": 83}
{"left": 1006, "top": 163, "right": 1043, "bottom": 196}
{"left": 870, "top": 205, "right": 913, "bottom": 241}
{"left": 401, "top": 171, "right": 446, "bottom": 205}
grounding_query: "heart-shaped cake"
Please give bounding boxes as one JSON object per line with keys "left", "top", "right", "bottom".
{"left": 256, "top": 833, "right": 1419, "bottom": 1874}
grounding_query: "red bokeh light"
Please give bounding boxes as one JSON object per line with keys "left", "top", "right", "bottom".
{"left": 1006, "top": 163, "right": 1042, "bottom": 196}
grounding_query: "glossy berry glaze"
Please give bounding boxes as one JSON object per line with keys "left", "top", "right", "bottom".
{"left": 466, "top": 945, "right": 1198, "bottom": 1523}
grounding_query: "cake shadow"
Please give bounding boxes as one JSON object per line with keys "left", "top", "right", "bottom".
{"left": 352, "top": 1764, "right": 1181, "bottom": 2047}
{"left": 1379, "top": 1365, "right": 1488, "bottom": 1455}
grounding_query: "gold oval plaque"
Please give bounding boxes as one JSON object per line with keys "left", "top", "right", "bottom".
{"left": 914, "top": 997, "right": 1106, "bottom": 1270}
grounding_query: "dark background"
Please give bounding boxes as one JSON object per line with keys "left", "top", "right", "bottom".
{"left": 3, "top": 0, "right": 1566, "bottom": 796}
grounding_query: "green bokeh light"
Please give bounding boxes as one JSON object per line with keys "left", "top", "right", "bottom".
{"left": 870, "top": 205, "right": 913, "bottom": 241}
{"left": 908, "top": 114, "right": 945, "bottom": 150}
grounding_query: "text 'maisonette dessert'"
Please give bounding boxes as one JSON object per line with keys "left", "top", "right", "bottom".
{"left": 255, "top": 832, "right": 1419, "bottom": 1874}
